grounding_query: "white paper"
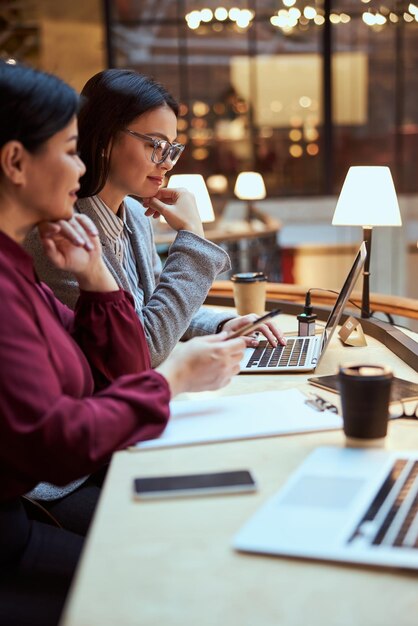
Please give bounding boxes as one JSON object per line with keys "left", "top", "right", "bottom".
{"left": 135, "top": 389, "right": 342, "bottom": 450}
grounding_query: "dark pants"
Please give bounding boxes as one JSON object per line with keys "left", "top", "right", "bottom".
{"left": 0, "top": 499, "right": 83, "bottom": 626}
{"left": 39, "top": 465, "right": 108, "bottom": 537}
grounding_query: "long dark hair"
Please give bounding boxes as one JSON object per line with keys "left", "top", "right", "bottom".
{"left": 0, "top": 61, "right": 78, "bottom": 152}
{"left": 77, "top": 69, "right": 179, "bottom": 198}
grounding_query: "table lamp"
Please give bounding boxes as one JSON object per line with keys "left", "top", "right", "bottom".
{"left": 234, "top": 171, "right": 266, "bottom": 221}
{"left": 332, "top": 166, "right": 402, "bottom": 319}
{"left": 167, "top": 174, "right": 215, "bottom": 223}
{"left": 206, "top": 174, "right": 228, "bottom": 195}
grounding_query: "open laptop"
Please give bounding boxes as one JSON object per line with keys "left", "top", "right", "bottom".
{"left": 234, "top": 446, "right": 418, "bottom": 571}
{"left": 240, "top": 242, "right": 367, "bottom": 373}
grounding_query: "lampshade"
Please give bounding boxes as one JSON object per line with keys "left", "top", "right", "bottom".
{"left": 332, "top": 166, "right": 402, "bottom": 227}
{"left": 167, "top": 174, "right": 215, "bottom": 223}
{"left": 234, "top": 171, "right": 266, "bottom": 201}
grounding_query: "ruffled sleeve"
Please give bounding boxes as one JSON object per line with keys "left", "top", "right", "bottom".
{"left": 73, "top": 288, "right": 151, "bottom": 389}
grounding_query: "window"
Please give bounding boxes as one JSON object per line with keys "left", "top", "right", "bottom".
{"left": 106, "top": 0, "right": 418, "bottom": 196}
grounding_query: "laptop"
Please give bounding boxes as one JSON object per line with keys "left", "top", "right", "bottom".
{"left": 240, "top": 242, "right": 367, "bottom": 373}
{"left": 234, "top": 446, "right": 418, "bottom": 571}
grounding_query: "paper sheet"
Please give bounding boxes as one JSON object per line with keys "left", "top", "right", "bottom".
{"left": 135, "top": 388, "right": 342, "bottom": 450}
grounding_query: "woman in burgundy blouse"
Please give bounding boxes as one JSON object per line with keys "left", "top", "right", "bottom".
{"left": 0, "top": 62, "right": 244, "bottom": 626}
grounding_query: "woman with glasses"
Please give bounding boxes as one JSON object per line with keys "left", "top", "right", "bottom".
{"left": 27, "top": 69, "right": 284, "bottom": 368}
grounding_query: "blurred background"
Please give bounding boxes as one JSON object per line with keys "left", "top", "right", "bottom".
{"left": 2, "top": 0, "right": 418, "bottom": 322}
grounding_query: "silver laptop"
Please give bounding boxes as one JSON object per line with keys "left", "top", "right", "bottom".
{"left": 240, "top": 242, "right": 367, "bottom": 373}
{"left": 234, "top": 446, "right": 418, "bottom": 571}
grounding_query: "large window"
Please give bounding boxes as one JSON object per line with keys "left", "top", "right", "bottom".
{"left": 1, "top": 1, "right": 416, "bottom": 196}
{"left": 332, "top": 1, "right": 418, "bottom": 193}
{"left": 105, "top": 0, "right": 418, "bottom": 196}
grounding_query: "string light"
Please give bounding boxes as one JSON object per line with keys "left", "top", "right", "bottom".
{"left": 186, "top": 4, "right": 418, "bottom": 33}
{"left": 186, "top": 6, "right": 254, "bottom": 31}
{"left": 200, "top": 8, "right": 213, "bottom": 22}
{"left": 214, "top": 7, "right": 228, "bottom": 21}
{"left": 303, "top": 7, "right": 317, "bottom": 20}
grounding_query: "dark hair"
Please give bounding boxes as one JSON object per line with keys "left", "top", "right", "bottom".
{"left": 0, "top": 61, "right": 78, "bottom": 153}
{"left": 77, "top": 69, "right": 179, "bottom": 197}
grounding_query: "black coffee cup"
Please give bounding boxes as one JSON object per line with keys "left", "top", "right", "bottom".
{"left": 338, "top": 365, "right": 393, "bottom": 444}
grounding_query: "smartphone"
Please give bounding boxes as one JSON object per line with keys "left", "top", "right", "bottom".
{"left": 227, "top": 308, "right": 281, "bottom": 339}
{"left": 309, "top": 374, "right": 418, "bottom": 403}
{"left": 133, "top": 470, "right": 257, "bottom": 500}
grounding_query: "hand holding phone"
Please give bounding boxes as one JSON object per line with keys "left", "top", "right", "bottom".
{"left": 226, "top": 308, "right": 281, "bottom": 340}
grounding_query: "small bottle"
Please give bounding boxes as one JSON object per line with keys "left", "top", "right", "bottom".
{"left": 297, "top": 291, "right": 317, "bottom": 336}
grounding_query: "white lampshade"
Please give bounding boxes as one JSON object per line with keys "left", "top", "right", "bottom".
{"left": 332, "top": 166, "right": 402, "bottom": 227}
{"left": 234, "top": 171, "right": 266, "bottom": 201}
{"left": 167, "top": 174, "right": 215, "bottom": 223}
{"left": 206, "top": 174, "right": 228, "bottom": 194}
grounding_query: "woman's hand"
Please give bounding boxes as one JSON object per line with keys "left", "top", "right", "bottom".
{"left": 38, "top": 214, "right": 118, "bottom": 292}
{"left": 156, "top": 333, "right": 245, "bottom": 397}
{"left": 142, "top": 187, "right": 204, "bottom": 238}
{"left": 221, "top": 315, "right": 287, "bottom": 348}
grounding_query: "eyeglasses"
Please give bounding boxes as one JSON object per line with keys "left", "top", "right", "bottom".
{"left": 305, "top": 395, "right": 418, "bottom": 421}
{"left": 123, "top": 129, "right": 185, "bottom": 165}
{"left": 304, "top": 394, "right": 338, "bottom": 414}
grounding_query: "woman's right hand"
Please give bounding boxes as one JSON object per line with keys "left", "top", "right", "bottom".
{"left": 38, "top": 214, "right": 118, "bottom": 293}
{"left": 156, "top": 333, "right": 245, "bottom": 397}
{"left": 142, "top": 187, "right": 204, "bottom": 238}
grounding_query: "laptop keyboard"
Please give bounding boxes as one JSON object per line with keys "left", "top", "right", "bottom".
{"left": 244, "top": 338, "right": 312, "bottom": 369}
{"left": 349, "top": 459, "right": 418, "bottom": 549}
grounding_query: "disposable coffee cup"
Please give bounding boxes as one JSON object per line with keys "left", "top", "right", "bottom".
{"left": 231, "top": 272, "right": 267, "bottom": 316}
{"left": 338, "top": 365, "right": 393, "bottom": 447}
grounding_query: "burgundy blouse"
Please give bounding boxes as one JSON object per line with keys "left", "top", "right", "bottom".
{"left": 0, "top": 231, "right": 170, "bottom": 502}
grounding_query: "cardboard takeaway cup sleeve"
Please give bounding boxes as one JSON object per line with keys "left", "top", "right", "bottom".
{"left": 231, "top": 272, "right": 267, "bottom": 316}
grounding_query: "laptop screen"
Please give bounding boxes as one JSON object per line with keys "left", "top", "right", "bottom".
{"left": 319, "top": 242, "right": 367, "bottom": 361}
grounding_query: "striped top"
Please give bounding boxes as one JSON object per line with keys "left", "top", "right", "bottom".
{"left": 88, "top": 195, "right": 144, "bottom": 313}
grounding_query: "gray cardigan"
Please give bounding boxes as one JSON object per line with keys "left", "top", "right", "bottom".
{"left": 26, "top": 196, "right": 234, "bottom": 367}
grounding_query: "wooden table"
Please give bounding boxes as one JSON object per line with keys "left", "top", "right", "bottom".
{"left": 61, "top": 314, "right": 418, "bottom": 626}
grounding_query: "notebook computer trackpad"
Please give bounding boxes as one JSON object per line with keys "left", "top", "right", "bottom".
{"left": 280, "top": 475, "right": 365, "bottom": 509}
